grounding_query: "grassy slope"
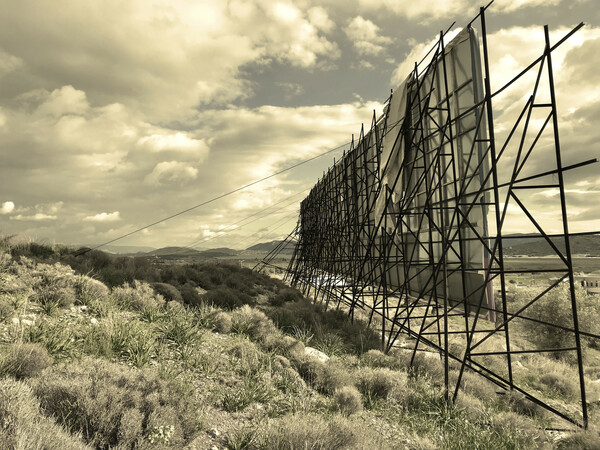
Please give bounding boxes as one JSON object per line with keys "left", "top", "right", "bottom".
{"left": 0, "top": 237, "right": 598, "bottom": 449}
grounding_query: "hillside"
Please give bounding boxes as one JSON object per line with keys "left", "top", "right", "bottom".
{"left": 504, "top": 234, "right": 600, "bottom": 256}
{"left": 0, "top": 238, "right": 598, "bottom": 448}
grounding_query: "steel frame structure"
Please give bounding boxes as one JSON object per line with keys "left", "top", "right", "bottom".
{"left": 256, "top": 6, "right": 598, "bottom": 429}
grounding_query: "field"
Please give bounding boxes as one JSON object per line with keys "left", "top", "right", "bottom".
{"left": 0, "top": 237, "right": 598, "bottom": 449}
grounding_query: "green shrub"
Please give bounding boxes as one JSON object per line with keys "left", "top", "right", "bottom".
{"left": 32, "top": 358, "right": 200, "bottom": 448}
{"left": 0, "top": 300, "right": 13, "bottom": 322}
{"left": 557, "top": 430, "right": 600, "bottom": 449}
{"left": 202, "top": 287, "right": 254, "bottom": 310}
{"left": 334, "top": 386, "right": 363, "bottom": 415}
{"left": 155, "top": 310, "right": 203, "bottom": 350}
{"left": 151, "top": 282, "right": 183, "bottom": 303}
{"left": 0, "top": 378, "right": 90, "bottom": 449}
{"left": 259, "top": 414, "right": 383, "bottom": 449}
{"left": 355, "top": 367, "right": 401, "bottom": 404}
{"left": 74, "top": 275, "right": 109, "bottom": 304}
{"left": 295, "top": 356, "right": 350, "bottom": 395}
{"left": 112, "top": 280, "right": 165, "bottom": 311}
{"left": 222, "top": 379, "right": 273, "bottom": 412}
{"left": 231, "top": 305, "right": 278, "bottom": 342}
{"left": 212, "top": 311, "right": 232, "bottom": 333}
{"left": 0, "top": 342, "right": 53, "bottom": 379}
{"left": 489, "top": 411, "right": 547, "bottom": 446}
{"left": 269, "top": 287, "right": 303, "bottom": 306}
{"left": 23, "top": 319, "right": 76, "bottom": 360}
{"left": 503, "top": 390, "right": 546, "bottom": 418}
{"left": 361, "top": 349, "right": 395, "bottom": 369}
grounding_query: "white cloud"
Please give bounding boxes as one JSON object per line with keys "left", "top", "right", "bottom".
{"left": 0, "top": 201, "right": 14, "bottom": 214}
{"left": 391, "top": 29, "right": 462, "bottom": 85}
{"left": 144, "top": 161, "right": 199, "bottom": 186}
{"left": 84, "top": 211, "right": 121, "bottom": 222}
{"left": 136, "top": 132, "right": 209, "bottom": 159}
{"left": 35, "top": 85, "right": 89, "bottom": 117}
{"left": 346, "top": 16, "right": 393, "bottom": 56}
{"left": 11, "top": 213, "right": 57, "bottom": 221}
{"left": 0, "top": 48, "right": 22, "bottom": 76}
{"left": 307, "top": 7, "right": 336, "bottom": 33}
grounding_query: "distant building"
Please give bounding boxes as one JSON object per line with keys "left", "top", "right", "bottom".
{"left": 574, "top": 271, "right": 600, "bottom": 295}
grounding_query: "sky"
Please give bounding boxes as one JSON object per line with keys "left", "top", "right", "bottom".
{"left": 0, "top": 0, "right": 598, "bottom": 251}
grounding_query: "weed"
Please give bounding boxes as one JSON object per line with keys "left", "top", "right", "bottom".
{"left": 32, "top": 358, "right": 200, "bottom": 448}
{"left": 334, "top": 386, "right": 363, "bottom": 415}
{"left": 222, "top": 379, "right": 273, "bottom": 412}
{"left": 0, "top": 378, "right": 89, "bottom": 449}
{"left": 155, "top": 310, "right": 203, "bottom": 349}
{"left": 0, "top": 342, "right": 53, "bottom": 379}
{"left": 355, "top": 367, "right": 401, "bottom": 407}
{"left": 231, "top": 305, "right": 278, "bottom": 342}
{"left": 557, "top": 430, "right": 600, "bottom": 449}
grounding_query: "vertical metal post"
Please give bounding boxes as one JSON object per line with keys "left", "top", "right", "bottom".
{"left": 544, "top": 24, "right": 588, "bottom": 429}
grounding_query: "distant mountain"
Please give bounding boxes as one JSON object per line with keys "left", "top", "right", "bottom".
{"left": 82, "top": 244, "right": 157, "bottom": 255}
{"left": 143, "top": 246, "right": 239, "bottom": 258}
{"left": 503, "top": 234, "right": 600, "bottom": 256}
{"left": 245, "top": 240, "right": 295, "bottom": 253}
{"left": 146, "top": 247, "right": 202, "bottom": 257}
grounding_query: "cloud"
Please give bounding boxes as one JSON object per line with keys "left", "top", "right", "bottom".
{"left": 345, "top": 16, "right": 393, "bottom": 56}
{"left": 0, "top": 201, "right": 14, "bottom": 214}
{"left": 84, "top": 211, "right": 121, "bottom": 222}
{"left": 144, "top": 161, "right": 199, "bottom": 186}
{"left": 356, "top": 0, "right": 565, "bottom": 20}
{"left": 11, "top": 213, "right": 57, "bottom": 221}
{"left": 391, "top": 29, "right": 462, "bottom": 85}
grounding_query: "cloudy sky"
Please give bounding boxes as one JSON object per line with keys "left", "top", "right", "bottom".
{"left": 0, "top": 0, "right": 598, "bottom": 251}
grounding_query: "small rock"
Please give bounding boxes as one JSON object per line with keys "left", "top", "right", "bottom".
{"left": 11, "top": 317, "right": 19, "bottom": 325}
{"left": 209, "top": 428, "right": 220, "bottom": 438}
{"left": 80, "top": 305, "right": 88, "bottom": 311}
{"left": 90, "top": 317, "right": 98, "bottom": 325}
{"left": 211, "top": 446, "right": 219, "bottom": 450}
{"left": 305, "top": 346, "right": 329, "bottom": 362}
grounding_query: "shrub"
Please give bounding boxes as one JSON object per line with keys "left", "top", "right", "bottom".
{"left": 212, "top": 311, "right": 232, "bottom": 334}
{"left": 0, "top": 378, "right": 89, "bottom": 449}
{"left": 557, "top": 430, "right": 600, "bottom": 449}
{"left": 151, "top": 282, "right": 183, "bottom": 303}
{"left": 259, "top": 414, "right": 383, "bottom": 449}
{"left": 74, "top": 275, "right": 109, "bottom": 304}
{"left": 202, "top": 287, "right": 254, "bottom": 310}
{"left": 503, "top": 390, "right": 546, "bottom": 418}
{"left": 295, "top": 356, "right": 350, "bottom": 395}
{"left": 314, "top": 361, "right": 352, "bottom": 395}
{"left": 32, "top": 358, "right": 200, "bottom": 448}
{"left": 222, "top": 379, "right": 273, "bottom": 412}
{"left": 231, "top": 305, "right": 278, "bottom": 342}
{"left": 112, "top": 280, "right": 165, "bottom": 311}
{"left": 361, "top": 349, "right": 395, "bottom": 369}
{"left": 355, "top": 367, "right": 400, "bottom": 404}
{"left": 263, "top": 335, "right": 305, "bottom": 360}
{"left": 0, "top": 300, "right": 13, "bottom": 322}
{"left": 334, "top": 386, "right": 363, "bottom": 415}
{"left": 0, "top": 342, "right": 53, "bottom": 379}
{"left": 269, "top": 287, "right": 303, "bottom": 306}
{"left": 453, "top": 370, "right": 498, "bottom": 401}
{"left": 490, "top": 411, "right": 547, "bottom": 446}
{"left": 155, "top": 310, "right": 203, "bottom": 349}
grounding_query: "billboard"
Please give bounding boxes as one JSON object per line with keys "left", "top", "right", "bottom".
{"left": 294, "top": 26, "right": 494, "bottom": 317}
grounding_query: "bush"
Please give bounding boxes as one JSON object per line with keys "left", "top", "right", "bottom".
{"left": 112, "top": 280, "right": 165, "bottom": 311}
{"left": 503, "top": 390, "right": 546, "bottom": 418}
{"left": 212, "top": 311, "right": 232, "bottom": 334}
{"left": 295, "top": 356, "right": 350, "bottom": 395}
{"left": 0, "top": 300, "right": 13, "bottom": 322}
{"left": 32, "top": 358, "right": 200, "bottom": 448}
{"left": 361, "top": 349, "right": 395, "bottom": 369}
{"left": 557, "top": 430, "right": 600, "bottom": 449}
{"left": 259, "top": 414, "right": 383, "bottom": 449}
{"left": 355, "top": 367, "right": 400, "bottom": 404}
{"left": 334, "top": 386, "right": 363, "bottom": 415}
{"left": 231, "top": 305, "right": 278, "bottom": 342}
{"left": 0, "top": 378, "right": 89, "bottom": 449}
{"left": 269, "top": 287, "right": 303, "bottom": 306}
{"left": 0, "top": 342, "right": 53, "bottom": 379}
{"left": 74, "top": 275, "right": 109, "bottom": 304}
{"left": 490, "top": 411, "right": 547, "bottom": 446}
{"left": 202, "top": 287, "right": 254, "bottom": 310}
{"left": 151, "top": 283, "right": 183, "bottom": 303}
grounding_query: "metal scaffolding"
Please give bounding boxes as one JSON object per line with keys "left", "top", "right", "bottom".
{"left": 256, "top": 6, "right": 598, "bottom": 429}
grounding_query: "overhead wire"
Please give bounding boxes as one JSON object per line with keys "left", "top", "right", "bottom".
{"left": 75, "top": 141, "right": 351, "bottom": 256}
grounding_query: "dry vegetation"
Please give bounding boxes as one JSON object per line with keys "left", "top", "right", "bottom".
{"left": 0, "top": 235, "right": 598, "bottom": 449}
